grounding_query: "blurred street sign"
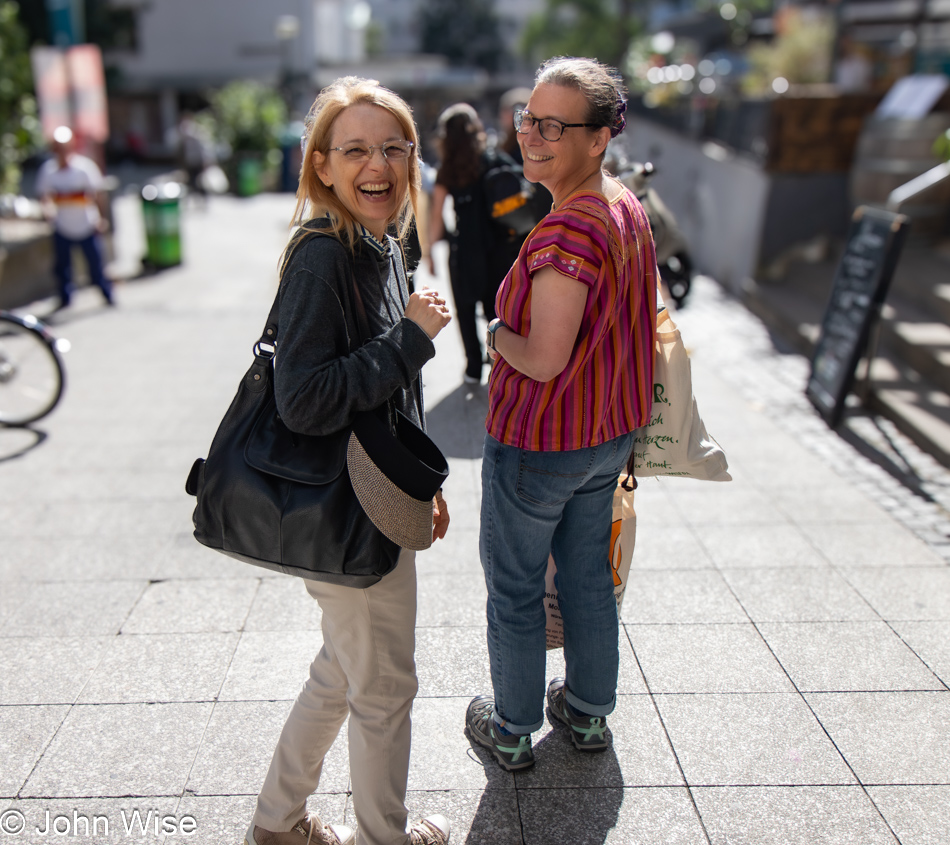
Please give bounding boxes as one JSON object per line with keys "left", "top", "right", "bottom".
{"left": 806, "top": 206, "right": 910, "bottom": 427}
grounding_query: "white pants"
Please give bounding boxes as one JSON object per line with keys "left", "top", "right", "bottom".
{"left": 252, "top": 549, "right": 418, "bottom": 845}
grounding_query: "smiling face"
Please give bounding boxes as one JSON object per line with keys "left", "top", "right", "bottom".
{"left": 312, "top": 103, "right": 410, "bottom": 240}
{"left": 519, "top": 83, "right": 608, "bottom": 205}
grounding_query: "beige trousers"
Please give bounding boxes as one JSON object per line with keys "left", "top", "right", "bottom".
{"left": 252, "top": 549, "right": 418, "bottom": 845}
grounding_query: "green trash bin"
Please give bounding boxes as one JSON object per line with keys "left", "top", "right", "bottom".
{"left": 141, "top": 182, "right": 182, "bottom": 268}
{"left": 236, "top": 156, "right": 263, "bottom": 197}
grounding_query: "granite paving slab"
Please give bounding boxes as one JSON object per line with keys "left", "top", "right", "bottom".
{"left": 691, "top": 785, "right": 899, "bottom": 845}
{"left": 46, "top": 535, "right": 169, "bottom": 582}
{"left": 186, "top": 700, "right": 350, "bottom": 796}
{"left": 867, "top": 785, "right": 950, "bottom": 845}
{"left": 890, "top": 621, "right": 950, "bottom": 687}
{"left": 655, "top": 693, "right": 857, "bottom": 786}
{"left": 805, "top": 691, "right": 950, "bottom": 784}
{"left": 806, "top": 521, "right": 948, "bottom": 568}
{"left": 839, "top": 567, "right": 950, "bottom": 621}
{"left": 628, "top": 522, "right": 717, "bottom": 571}
{"left": 628, "top": 623, "right": 795, "bottom": 693}
{"left": 407, "top": 697, "right": 514, "bottom": 791}
{"left": 414, "top": 526, "right": 481, "bottom": 576}
{"left": 620, "top": 570, "right": 748, "bottom": 624}
{"left": 769, "top": 482, "right": 888, "bottom": 523}
{"left": 218, "top": 630, "right": 323, "bottom": 702}
{"left": 663, "top": 483, "right": 788, "bottom": 525}
{"left": 415, "top": 626, "right": 491, "bottom": 697}
{"left": 243, "top": 576, "right": 323, "bottom": 632}
{"left": 120, "top": 578, "right": 258, "bottom": 634}
{"left": 0, "top": 706, "right": 71, "bottom": 797}
{"left": 22, "top": 702, "right": 212, "bottom": 798}
{"left": 696, "top": 522, "right": 828, "bottom": 569}
{"left": 152, "top": 535, "right": 260, "bottom": 581}
{"left": 624, "top": 480, "right": 682, "bottom": 526}
{"left": 77, "top": 632, "right": 240, "bottom": 704}
{"left": 415, "top": 570, "right": 487, "bottom": 628}
{"left": 519, "top": 786, "right": 708, "bottom": 845}
{"left": 0, "top": 637, "right": 110, "bottom": 705}
{"left": 721, "top": 568, "right": 878, "bottom": 623}
{"left": 2, "top": 580, "right": 147, "bottom": 638}
{"left": 759, "top": 621, "right": 944, "bottom": 692}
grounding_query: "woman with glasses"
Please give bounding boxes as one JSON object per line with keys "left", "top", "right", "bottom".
{"left": 243, "top": 77, "right": 452, "bottom": 845}
{"left": 465, "top": 57, "right": 659, "bottom": 771}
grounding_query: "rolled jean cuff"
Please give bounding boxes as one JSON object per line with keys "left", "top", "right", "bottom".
{"left": 493, "top": 710, "right": 543, "bottom": 736}
{"left": 566, "top": 689, "right": 616, "bottom": 719}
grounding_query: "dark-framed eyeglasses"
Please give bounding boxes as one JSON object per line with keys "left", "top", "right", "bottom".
{"left": 513, "top": 108, "right": 600, "bottom": 142}
{"left": 329, "top": 140, "right": 414, "bottom": 162}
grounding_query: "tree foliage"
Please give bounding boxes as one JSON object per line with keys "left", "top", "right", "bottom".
{"left": 521, "top": 0, "right": 641, "bottom": 70}
{"left": 207, "top": 80, "right": 287, "bottom": 155}
{"left": 0, "top": 0, "right": 42, "bottom": 194}
{"left": 742, "top": 8, "right": 835, "bottom": 95}
{"left": 419, "top": 0, "right": 503, "bottom": 72}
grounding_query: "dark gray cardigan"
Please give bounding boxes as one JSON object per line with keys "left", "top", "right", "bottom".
{"left": 274, "top": 230, "right": 434, "bottom": 437}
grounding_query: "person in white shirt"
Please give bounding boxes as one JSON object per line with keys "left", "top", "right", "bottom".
{"left": 36, "top": 126, "right": 115, "bottom": 308}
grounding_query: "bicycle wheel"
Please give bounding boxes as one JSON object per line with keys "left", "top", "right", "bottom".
{"left": 0, "top": 314, "right": 66, "bottom": 426}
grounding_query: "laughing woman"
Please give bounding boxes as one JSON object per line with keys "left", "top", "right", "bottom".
{"left": 465, "top": 57, "right": 659, "bottom": 771}
{"left": 243, "top": 78, "right": 452, "bottom": 845}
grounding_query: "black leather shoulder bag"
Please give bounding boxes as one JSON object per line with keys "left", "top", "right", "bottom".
{"left": 185, "top": 246, "right": 401, "bottom": 587}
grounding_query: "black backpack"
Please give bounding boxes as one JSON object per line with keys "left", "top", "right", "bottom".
{"left": 481, "top": 156, "right": 547, "bottom": 237}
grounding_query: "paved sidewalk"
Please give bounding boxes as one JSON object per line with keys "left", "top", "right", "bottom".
{"left": 1, "top": 193, "right": 949, "bottom": 845}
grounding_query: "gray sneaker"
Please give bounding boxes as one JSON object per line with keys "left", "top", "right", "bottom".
{"left": 465, "top": 695, "right": 534, "bottom": 771}
{"left": 546, "top": 678, "right": 609, "bottom": 752}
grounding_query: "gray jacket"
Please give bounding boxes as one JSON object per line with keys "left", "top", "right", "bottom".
{"left": 274, "top": 229, "right": 434, "bottom": 437}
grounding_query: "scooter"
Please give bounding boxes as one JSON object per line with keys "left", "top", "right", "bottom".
{"left": 618, "top": 161, "right": 693, "bottom": 307}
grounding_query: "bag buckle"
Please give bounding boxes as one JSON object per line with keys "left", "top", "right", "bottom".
{"left": 254, "top": 341, "right": 275, "bottom": 360}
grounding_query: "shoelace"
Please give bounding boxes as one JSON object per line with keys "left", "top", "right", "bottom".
{"left": 291, "top": 813, "right": 332, "bottom": 845}
{"left": 572, "top": 716, "right": 606, "bottom": 742}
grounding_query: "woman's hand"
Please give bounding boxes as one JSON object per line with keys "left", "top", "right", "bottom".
{"left": 432, "top": 490, "right": 450, "bottom": 541}
{"left": 405, "top": 287, "right": 451, "bottom": 340}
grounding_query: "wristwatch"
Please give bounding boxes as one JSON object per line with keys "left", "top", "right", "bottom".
{"left": 486, "top": 318, "right": 505, "bottom": 352}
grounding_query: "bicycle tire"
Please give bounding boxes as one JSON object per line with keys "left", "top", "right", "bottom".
{"left": 0, "top": 313, "right": 66, "bottom": 426}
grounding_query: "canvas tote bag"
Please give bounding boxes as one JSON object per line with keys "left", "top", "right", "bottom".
{"left": 631, "top": 306, "right": 731, "bottom": 482}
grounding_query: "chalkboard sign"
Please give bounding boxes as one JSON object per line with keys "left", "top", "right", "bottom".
{"left": 806, "top": 205, "right": 909, "bottom": 427}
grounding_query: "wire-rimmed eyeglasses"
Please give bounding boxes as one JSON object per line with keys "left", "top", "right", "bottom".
{"left": 513, "top": 108, "right": 600, "bottom": 142}
{"left": 329, "top": 140, "right": 414, "bottom": 162}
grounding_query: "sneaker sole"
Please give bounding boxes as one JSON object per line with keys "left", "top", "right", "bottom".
{"left": 465, "top": 724, "right": 535, "bottom": 771}
{"left": 547, "top": 704, "right": 609, "bottom": 752}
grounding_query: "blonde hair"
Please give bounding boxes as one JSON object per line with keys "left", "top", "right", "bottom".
{"left": 293, "top": 76, "right": 421, "bottom": 250}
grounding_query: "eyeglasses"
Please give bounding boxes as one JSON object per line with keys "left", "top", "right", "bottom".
{"left": 328, "top": 140, "right": 414, "bottom": 162}
{"left": 513, "top": 108, "right": 600, "bottom": 142}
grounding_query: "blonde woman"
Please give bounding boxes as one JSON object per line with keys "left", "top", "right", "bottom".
{"left": 244, "top": 77, "right": 452, "bottom": 845}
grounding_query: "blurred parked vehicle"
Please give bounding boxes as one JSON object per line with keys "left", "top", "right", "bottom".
{"left": 618, "top": 161, "right": 693, "bottom": 307}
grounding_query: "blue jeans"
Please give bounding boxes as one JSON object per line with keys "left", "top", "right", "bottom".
{"left": 479, "top": 431, "right": 634, "bottom": 734}
{"left": 53, "top": 231, "right": 113, "bottom": 305}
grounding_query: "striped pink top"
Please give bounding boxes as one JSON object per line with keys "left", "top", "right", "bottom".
{"left": 486, "top": 186, "right": 658, "bottom": 451}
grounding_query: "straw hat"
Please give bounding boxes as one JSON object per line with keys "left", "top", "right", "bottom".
{"left": 347, "top": 409, "right": 449, "bottom": 551}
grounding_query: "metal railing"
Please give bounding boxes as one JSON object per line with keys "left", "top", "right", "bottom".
{"left": 887, "top": 160, "right": 950, "bottom": 212}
